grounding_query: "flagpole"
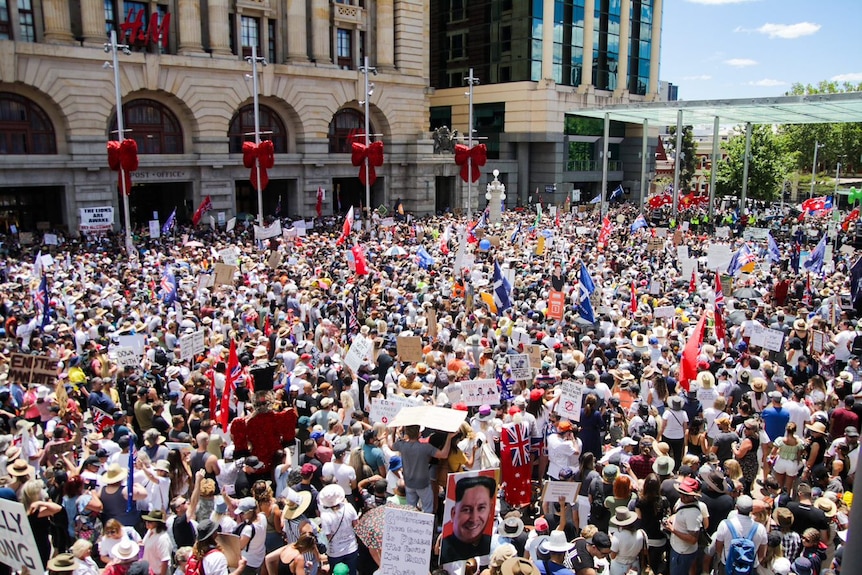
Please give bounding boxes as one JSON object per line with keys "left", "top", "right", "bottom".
{"left": 247, "top": 45, "right": 267, "bottom": 226}
{"left": 105, "top": 31, "right": 134, "bottom": 259}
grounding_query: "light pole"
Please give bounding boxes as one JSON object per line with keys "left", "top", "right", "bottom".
{"left": 104, "top": 31, "right": 133, "bottom": 257}
{"left": 485, "top": 169, "right": 506, "bottom": 224}
{"left": 810, "top": 140, "right": 825, "bottom": 199}
{"left": 245, "top": 45, "right": 267, "bottom": 226}
{"left": 835, "top": 157, "right": 845, "bottom": 195}
{"left": 464, "top": 69, "right": 480, "bottom": 219}
{"left": 359, "top": 57, "right": 377, "bottom": 219}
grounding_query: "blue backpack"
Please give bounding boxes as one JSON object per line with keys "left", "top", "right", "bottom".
{"left": 725, "top": 521, "right": 759, "bottom": 575}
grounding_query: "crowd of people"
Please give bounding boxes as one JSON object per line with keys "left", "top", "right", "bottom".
{"left": 0, "top": 200, "right": 856, "bottom": 575}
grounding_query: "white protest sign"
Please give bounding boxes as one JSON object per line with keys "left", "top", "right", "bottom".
{"left": 706, "top": 243, "right": 733, "bottom": 271}
{"left": 380, "top": 217, "right": 395, "bottom": 227}
{"left": 111, "top": 347, "right": 139, "bottom": 369}
{"left": 742, "top": 227, "right": 769, "bottom": 241}
{"left": 386, "top": 406, "right": 467, "bottom": 432}
{"left": 254, "top": 220, "right": 283, "bottom": 240}
{"left": 555, "top": 381, "right": 585, "bottom": 421}
{"left": 509, "top": 354, "right": 532, "bottom": 380}
{"left": 381, "top": 507, "right": 434, "bottom": 575}
{"left": 179, "top": 329, "right": 206, "bottom": 361}
{"left": 677, "top": 245, "right": 689, "bottom": 261}
{"left": 653, "top": 306, "right": 676, "bottom": 319}
{"left": 79, "top": 206, "right": 114, "bottom": 233}
{"left": 460, "top": 379, "right": 501, "bottom": 407}
{"left": 760, "top": 327, "right": 785, "bottom": 352}
{"left": 0, "top": 498, "right": 45, "bottom": 575}
{"left": 148, "top": 220, "right": 161, "bottom": 239}
{"left": 575, "top": 226, "right": 590, "bottom": 236}
{"left": 219, "top": 247, "right": 240, "bottom": 267}
{"left": 218, "top": 212, "right": 226, "bottom": 225}
{"left": 715, "top": 226, "right": 730, "bottom": 239}
{"left": 370, "top": 396, "right": 412, "bottom": 425}
{"left": 226, "top": 217, "right": 237, "bottom": 232}
{"left": 43, "top": 233, "right": 59, "bottom": 245}
{"left": 116, "top": 334, "right": 146, "bottom": 357}
{"left": 40, "top": 254, "right": 54, "bottom": 268}
{"left": 748, "top": 325, "right": 767, "bottom": 348}
{"left": 541, "top": 481, "right": 580, "bottom": 504}
{"left": 344, "top": 335, "right": 372, "bottom": 373}
{"left": 681, "top": 257, "right": 697, "bottom": 283}
{"left": 654, "top": 227, "right": 668, "bottom": 238}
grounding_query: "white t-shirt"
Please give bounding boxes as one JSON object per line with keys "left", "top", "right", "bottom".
{"left": 202, "top": 550, "right": 230, "bottom": 575}
{"left": 546, "top": 434, "right": 581, "bottom": 479}
{"left": 662, "top": 408, "right": 689, "bottom": 440}
{"left": 142, "top": 530, "right": 173, "bottom": 574}
{"left": 322, "top": 504, "right": 359, "bottom": 558}
{"left": 611, "top": 528, "right": 646, "bottom": 564}
{"left": 670, "top": 504, "right": 702, "bottom": 554}
{"left": 714, "top": 514, "right": 767, "bottom": 566}
{"left": 239, "top": 513, "right": 268, "bottom": 568}
{"left": 321, "top": 461, "right": 357, "bottom": 495}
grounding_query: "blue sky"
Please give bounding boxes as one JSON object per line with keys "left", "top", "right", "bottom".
{"left": 661, "top": 0, "right": 862, "bottom": 101}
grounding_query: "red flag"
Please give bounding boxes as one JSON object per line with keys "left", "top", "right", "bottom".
{"left": 221, "top": 340, "right": 239, "bottom": 432}
{"left": 192, "top": 195, "right": 212, "bottom": 226}
{"left": 598, "top": 217, "right": 612, "bottom": 248}
{"left": 714, "top": 308, "right": 726, "bottom": 346}
{"left": 842, "top": 208, "right": 860, "bottom": 232}
{"left": 689, "top": 270, "right": 696, "bottom": 294}
{"left": 91, "top": 407, "right": 114, "bottom": 433}
{"left": 679, "top": 315, "right": 707, "bottom": 392}
{"left": 555, "top": 211, "right": 560, "bottom": 228}
{"left": 336, "top": 206, "right": 354, "bottom": 246}
{"left": 316, "top": 187, "right": 323, "bottom": 218}
{"left": 208, "top": 369, "right": 217, "bottom": 417}
{"left": 440, "top": 226, "right": 450, "bottom": 255}
{"left": 263, "top": 315, "right": 272, "bottom": 337}
{"left": 630, "top": 280, "right": 638, "bottom": 314}
{"left": 500, "top": 422, "right": 532, "bottom": 507}
{"left": 351, "top": 244, "right": 369, "bottom": 276}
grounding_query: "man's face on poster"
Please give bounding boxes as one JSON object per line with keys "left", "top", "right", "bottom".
{"left": 451, "top": 485, "right": 492, "bottom": 544}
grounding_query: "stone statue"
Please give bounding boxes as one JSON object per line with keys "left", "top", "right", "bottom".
{"left": 433, "top": 126, "right": 458, "bottom": 154}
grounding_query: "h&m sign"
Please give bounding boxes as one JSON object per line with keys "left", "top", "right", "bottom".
{"left": 120, "top": 9, "right": 170, "bottom": 49}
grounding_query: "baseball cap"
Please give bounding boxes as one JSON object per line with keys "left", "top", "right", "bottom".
{"left": 534, "top": 518, "right": 549, "bottom": 532}
{"left": 301, "top": 463, "right": 315, "bottom": 476}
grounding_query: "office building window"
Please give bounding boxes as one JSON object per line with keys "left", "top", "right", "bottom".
{"left": 241, "top": 16, "right": 260, "bottom": 56}
{"left": 228, "top": 104, "right": 287, "bottom": 154}
{"left": 328, "top": 109, "right": 373, "bottom": 154}
{"left": 268, "top": 19, "right": 276, "bottom": 62}
{"left": 104, "top": 0, "right": 116, "bottom": 36}
{"left": 628, "top": 0, "right": 651, "bottom": 95}
{"left": 450, "top": 0, "right": 466, "bottom": 22}
{"left": 0, "top": 93, "right": 57, "bottom": 154}
{"left": 448, "top": 32, "right": 465, "bottom": 60}
{"left": 430, "top": 106, "right": 452, "bottom": 131}
{"left": 17, "top": 0, "right": 34, "bottom": 42}
{"left": 593, "top": 0, "right": 621, "bottom": 91}
{"left": 110, "top": 99, "right": 183, "bottom": 154}
{"left": 0, "top": 0, "right": 10, "bottom": 40}
{"left": 336, "top": 28, "right": 352, "bottom": 69}
{"left": 473, "top": 103, "right": 504, "bottom": 160}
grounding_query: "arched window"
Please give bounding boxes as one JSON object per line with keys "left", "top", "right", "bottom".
{"left": 0, "top": 93, "right": 57, "bottom": 154}
{"left": 328, "top": 108, "right": 374, "bottom": 153}
{"left": 228, "top": 104, "right": 287, "bottom": 153}
{"left": 109, "top": 99, "right": 183, "bottom": 154}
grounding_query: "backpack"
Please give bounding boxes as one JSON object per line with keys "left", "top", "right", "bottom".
{"left": 186, "top": 549, "right": 219, "bottom": 575}
{"left": 725, "top": 521, "right": 759, "bottom": 575}
{"left": 852, "top": 332, "right": 862, "bottom": 356}
{"left": 641, "top": 417, "right": 658, "bottom": 439}
{"left": 234, "top": 521, "right": 256, "bottom": 551}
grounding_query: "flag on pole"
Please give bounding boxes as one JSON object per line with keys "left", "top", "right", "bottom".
{"left": 336, "top": 206, "right": 354, "bottom": 246}
{"left": 714, "top": 271, "right": 725, "bottom": 312}
{"left": 500, "top": 421, "right": 532, "bottom": 507}
{"left": 162, "top": 208, "right": 176, "bottom": 235}
{"left": 630, "top": 214, "right": 648, "bottom": 234}
{"left": 510, "top": 221, "right": 522, "bottom": 244}
{"left": 610, "top": 184, "right": 624, "bottom": 202}
{"left": 160, "top": 267, "right": 178, "bottom": 306}
{"left": 577, "top": 263, "right": 596, "bottom": 323}
{"left": 91, "top": 407, "right": 114, "bottom": 433}
{"left": 688, "top": 270, "right": 696, "bottom": 295}
{"left": 33, "top": 250, "right": 43, "bottom": 279}
{"left": 440, "top": 225, "right": 450, "bottom": 255}
{"left": 492, "top": 262, "right": 513, "bottom": 315}
{"left": 598, "top": 216, "right": 612, "bottom": 247}
{"left": 727, "top": 244, "right": 754, "bottom": 277}
{"left": 803, "top": 235, "right": 828, "bottom": 275}
{"left": 126, "top": 441, "right": 136, "bottom": 512}
{"left": 222, "top": 339, "right": 239, "bottom": 432}
{"left": 679, "top": 315, "right": 707, "bottom": 392}
{"left": 631, "top": 280, "right": 638, "bottom": 313}
{"left": 589, "top": 194, "right": 602, "bottom": 204}
{"left": 416, "top": 246, "right": 435, "bottom": 269}
{"left": 767, "top": 233, "right": 781, "bottom": 263}
{"left": 191, "top": 195, "right": 212, "bottom": 226}
{"left": 316, "top": 187, "right": 323, "bottom": 218}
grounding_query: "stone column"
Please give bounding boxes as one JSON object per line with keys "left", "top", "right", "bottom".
{"left": 178, "top": 0, "right": 204, "bottom": 54}
{"left": 286, "top": 0, "right": 308, "bottom": 62}
{"left": 541, "top": 0, "right": 554, "bottom": 81}
{"left": 614, "top": 0, "right": 630, "bottom": 95}
{"left": 208, "top": 0, "right": 233, "bottom": 56}
{"left": 42, "top": 0, "right": 75, "bottom": 44}
{"left": 311, "top": 0, "right": 331, "bottom": 64}
{"left": 80, "top": 0, "right": 106, "bottom": 46}
{"left": 579, "top": 0, "right": 595, "bottom": 92}
{"left": 648, "top": 0, "right": 662, "bottom": 96}
{"left": 376, "top": 0, "right": 394, "bottom": 70}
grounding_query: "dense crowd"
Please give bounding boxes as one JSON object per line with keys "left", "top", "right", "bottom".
{"left": 0, "top": 201, "right": 855, "bottom": 575}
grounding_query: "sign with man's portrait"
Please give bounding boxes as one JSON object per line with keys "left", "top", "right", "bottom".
{"left": 440, "top": 469, "right": 498, "bottom": 564}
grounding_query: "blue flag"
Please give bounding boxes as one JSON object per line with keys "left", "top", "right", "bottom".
{"left": 767, "top": 233, "right": 781, "bottom": 263}
{"left": 803, "top": 235, "right": 828, "bottom": 275}
{"left": 510, "top": 221, "right": 522, "bottom": 244}
{"left": 577, "top": 263, "right": 596, "bottom": 323}
{"left": 492, "top": 262, "right": 513, "bottom": 315}
{"left": 579, "top": 263, "right": 596, "bottom": 295}
{"left": 589, "top": 194, "right": 602, "bottom": 204}
{"left": 126, "top": 440, "right": 136, "bottom": 512}
{"left": 851, "top": 257, "right": 862, "bottom": 305}
{"left": 162, "top": 208, "right": 176, "bottom": 235}
{"left": 38, "top": 275, "right": 50, "bottom": 328}
{"left": 160, "top": 267, "right": 178, "bottom": 306}
{"left": 727, "top": 246, "right": 743, "bottom": 277}
{"left": 630, "top": 214, "right": 648, "bottom": 234}
{"left": 610, "top": 184, "right": 624, "bottom": 202}
{"left": 416, "top": 246, "right": 435, "bottom": 269}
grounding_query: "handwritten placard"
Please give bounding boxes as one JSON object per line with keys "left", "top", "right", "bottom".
{"left": 653, "top": 306, "right": 676, "bottom": 319}
{"left": 811, "top": 330, "right": 827, "bottom": 353}
{"left": 555, "top": 381, "right": 585, "bottom": 422}
{"left": 396, "top": 336, "right": 424, "bottom": 363}
{"left": 525, "top": 344, "right": 543, "bottom": 369}
{"left": 344, "top": 335, "right": 372, "bottom": 373}
{"left": 179, "top": 329, "right": 206, "bottom": 361}
{"left": 541, "top": 481, "right": 580, "bottom": 504}
{"left": 460, "top": 379, "right": 500, "bottom": 407}
{"left": 0, "top": 498, "right": 45, "bottom": 575}
{"left": 111, "top": 347, "right": 139, "bottom": 369}
{"left": 8, "top": 353, "right": 57, "bottom": 386}
{"left": 213, "top": 263, "right": 237, "bottom": 286}
{"left": 370, "top": 396, "right": 412, "bottom": 425}
{"left": 381, "top": 507, "right": 435, "bottom": 575}
{"left": 509, "top": 354, "right": 532, "bottom": 381}
{"left": 219, "top": 247, "right": 240, "bottom": 266}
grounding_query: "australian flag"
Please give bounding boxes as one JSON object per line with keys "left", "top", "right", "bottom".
{"left": 492, "top": 262, "right": 513, "bottom": 315}
{"left": 630, "top": 214, "right": 648, "bottom": 234}
{"left": 501, "top": 422, "right": 531, "bottom": 506}
{"left": 803, "top": 235, "right": 828, "bottom": 275}
{"left": 160, "top": 267, "right": 178, "bottom": 306}
{"left": 161, "top": 208, "right": 176, "bottom": 235}
{"left": 767, "top": 233, "right": 781, "bottom": 263}
{"left": 416, "top": 246, "right": 435, "bottom": 269}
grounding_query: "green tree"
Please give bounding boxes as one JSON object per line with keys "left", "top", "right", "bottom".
{"left": 666, "top": 125, "right": 698, "bottom": 193}
{"left": 715, "top": 125, "right": 794, "bottom": 201}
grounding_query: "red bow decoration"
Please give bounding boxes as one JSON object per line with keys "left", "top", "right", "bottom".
{"left": 351, "top": 141, "right": 384, "bottom": 186}
{"left": 106, "top": 139, "right": 139, "bottom": 195}
{"left": 242, "top": 140, "right": 275, "bottom": 192}
{"left": 454, "top": 143, "right": 487, "bottom": 183}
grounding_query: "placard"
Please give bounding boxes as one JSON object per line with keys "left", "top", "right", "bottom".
{"left": 268, "top": 252, "right": 282, "bottom": 269}
{"left": 811, "top": 330, "right": 827, "bottom": 353}
{"left": 18, "top": 232, "right": 34, "bottom": 245}
{"left": 381, "top": 507, "right": 435, "bottom": 575}
{"left": 555, "top": 380, "right": 585, "bottom": 421}
{"left": 370, "top": 396, "right": 412, "bottom": 425}
{"left": 706, "top": 244, "right": 733, "bottom": 271}
{"left": 254, "top": 220, "right": 283, "bottom": 240}
{"left": 742, "top": 227, "right": 769, "bottom": 241}
{"left": 677, "top": 245, "right": 689, "bottom": 261}
{"left": 8, "top": 353, "right": 58, "bottom": 386}
{"left": 213, "top": 263, "right": 237, "bottom": 286}
{"left": 760, "top": 327, "right": 785, "bottom": 352}
{"left": 344, "top": 335, "right": 372, "bottom": 373}
{"left": 111, "top": 347, "right": 139, "bottom": 369}
{"left": 654, "top": 227, "right": 668, "bottom": 238}
{"left": 47, "top": 439, "right": 74, "bottom": 460}
{"left": 386, "top": 405, "right": 467, "bottom": 432}
{"left": 148, "top": 220, "right": 160, "bottom": 239}
{"left": 116, "top": 334, "right": 146, "bottom": 357}
{"left": 546, "top": 289, "right": 565, "bottom": 320}
{"left": 0, "top": 497, "right": 45, "bottom": 575}
{"left": 715, "top": 226, "right": 730, "bottom": 239}
{"left": 541, "top": 480, "right": 580, "bottom": 504}
{"left": 396, "top": 336, "right": 424, "bottom": 363}
{"left": 525, "top": 344, "right": 543, "bottom": 369}
{"left": 179, "top": 330, "right": 206, "bottom": 361}
{"left": 575, "top": 226, "right": 590, "bottom": 236}
{"left": 648, "top": 237, "right": 664, "bottom": 252}
{"left": 219, "top": 247, "right": 239, "bottom": 266}
{"left": 426, "top": 308, "right": 438, "bottom": 339}
{"left": 653, "top": 306, "right": 676, "bottom": 319}
{"left": 681, "top": 257, "right": 697, "bottom": 284}
{"left": 460, "top": 379, "right": 500, "bottom": 407}
{"left": 720, "top": 275, "right": 733, "bottom": 297}
{"left": 79, "top": 206, "right": 114, "bottom": 233}
{"left": 43, "top": 233, "right": 59, "bottom": 245}
{"left": 226, "top": 217, "right": 237, "bottom": 232}
{"left": 649, "top": 279, "right": 662, "bottom": 295}
{"left": 509, "top": 354, "right": 532, "bottom": 381}
{"left": 380, "top": 217, "right": 395, "bottom": 227}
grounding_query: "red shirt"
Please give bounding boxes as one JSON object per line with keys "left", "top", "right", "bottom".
{"left": 829, "top": 407, "right": 859, "bottom": 438}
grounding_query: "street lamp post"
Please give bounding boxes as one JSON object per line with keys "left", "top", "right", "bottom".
{"left": 464, "top": 69, "right": 480, "bottom": 219}
{"left": 835, "top": 158, "right": 845, "bottom": 195}
{"left": 485, "top": 169, "right": 506, "bottom": 224}
{"left": 104, "top": 30, "right": 133, "bottom": 257}
{"left": 810, "top": 140, "right": 825, "bottom": 199}
{"left": 359, "top": 57, "right": 377, "bottom": 219}
{"left": 245, "top": 45, "right": 267, "bottom": 226}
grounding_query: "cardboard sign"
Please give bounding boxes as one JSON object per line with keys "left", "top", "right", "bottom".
{"left": 344, "top": 335, "right": 372, "bottom": 373}
{"left": 426, "top": 308, "right": 438, "bottom": 339}
{"left": 111, "top": 347, "right": 139, "bottom": 369}
{"left": 219, "top": 247, "right": 240, "bottom": 266}
{"left": 148, "top": 220, "right": 160, "bottom": 239}
{"left": 381, "top": 507, "right": 435, "bottom": 575}
{"left": 370, "top": 396, "right": 412, "bottom": 425}
{"left": 179, "top": 329, "right": 206, "bottom": 361}
{"left": 555, "top": 380, "right": 585, "bottom": 421}
{"left": 8, "top": 353, "right": 57, "bottom": 386}
{"left": 396, "top": 336, "right": 424, "bottom": 363}
{"left": 0, "top": 497, "right": 45, "bottom": 575}
{"left": 116, "top": 334, "right": 146, "bottom": 357}
{"left": 18, "top": 232, "right": 34, "bottom": 245}
{"left": 386, "top": 405, "right": 467, "bottom": 432}
{"left": 672, "top": 230, "right": 683, "bottom": 246}
{"left": 648, "top": 237, "right": 664, "bottom": 252}
{"left": 547, "top": 289, "right": 565, "bottom": 320}
{"left": 268, "top": 251, "right": 282, "bottom": 269}
{"left": 216, "top": 533, "right": 242, "bottom": 569}
{"left": 525, "top": 344, "right": 543, "bottom": 369}
{"left": 509, "top": 354, "right": 532, "bottom": 381}
{"left": 47, "top": 439, "right": 74, "bottom": 460}
{"left": 541, "top": 480, "right": 580, "bottom": 504}
{"left": 43, "top": 233, "right": 59, "bottom": 245}
{"left": 720, "top": 275, "right": 733, "bottom": 298}
{"left": 460, "top": 378, "right": 500, "bottom": 407}
{"left": 213, "top": 263, "right": 237, "bottom": 286}
{"left": 488, "top": 235, "right": 500, "bottom": 247}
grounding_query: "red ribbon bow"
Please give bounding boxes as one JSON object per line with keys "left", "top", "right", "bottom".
{"left": 242, "top": 140, "right": 275, "bottom": 192}
{"left": 351, "top": 141, "right": 385, "bottom": 186}
{"left": 106, "top": 139, "right": 139, "bottom": 195}
{"left": 454, "top": 143, "right": 487, "bottom": 183}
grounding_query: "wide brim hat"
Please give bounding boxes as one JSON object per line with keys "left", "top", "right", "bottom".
{"left": 610, "top": 506, "right": 637, "bottom": 526}
{"left": 47, "top": 554, "right": 79, "bottom": 572}
{"left": 814, "top": 497, "right": 837, "bottom": 518}
{"left": 805, "top": 421, "right": 827, "bottom": 435}
{"left": 142, "top": 509, "right": 167, "bottom": 523}
{"left": 501, "top": 557, "right": 540, "bottom": 575}
{"left": 319, "top": 483, "right": 346, "bottom": 508}
{"left": 104, "top": 464, "right": 129, "bottom": 485}
{"left": 497, "top": 517, "right": 525, "bottom": 538}
{"left": 196, "top": 518, "right": 220, "bottom": 541}
{"left": 701, "top": 470, "right": 728, "bottom": 494}
{"left": 544, "top": 530, "right": 574, "bottom": 553}
{"left": 697, "top": 371, "right": 715, "bottom": 389}
{"left": 794, "top": 319, "right": 808, "bottom": 331}
{"left": 675, "top": 477, "right": 702, "bottom": 496}
{"left": 751, "top": 377, "right": 768, "bottom": 393}
{"left": 110, "top": 540, "right": 140, "bottom": 561}
{"left": 7, "top": 459, "right": 34, "bottom": 477}
{"left": 652, "top": 455, "right": 675, "bottom": 476}
{"left": 283, "top": 489, "right": 313, "bottom": 520}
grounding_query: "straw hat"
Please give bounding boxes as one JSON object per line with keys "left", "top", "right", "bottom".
{"left": 751, "top": 377, "right": 767, "bottom": 393}
{"left": 814, "top": 497, "right": 837, "bottom": 518}
{"left": 46, "top": 554, "right": 79, "bottom": 572}
{"left": 610, "top": 507, "right": 637, "bottom": 526}
{"left": 7, "top": 459, "right": 34, "bottom": 478}
{"left": 501, "top": 557, "right": 540, "bottom": 575}
{"left": 282, "top": 488, "right": 312, "bottom": 520}
{"left": 104, "top": 464, "right": 128, "bottom": 485}
{"left": 805, "top": 421, "right": 827, "bottom": 435}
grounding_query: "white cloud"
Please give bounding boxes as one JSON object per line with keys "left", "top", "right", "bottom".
{"left": 755, "top": 22, "right": 821, "bottom": 39}
{"left": 747, "top": 78, "right": 787, "bottom": 87}
{"left": 831, "top": 72, "right": 862, "bottom": 83}
{"left": 686, "top": 0, "right": 755, "bottom": 4}
{"left": 682, "top": 75, "right": 712, "bottom": 81}
{"left": 724, "top": 58, "right": 757, "bottom": 67}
